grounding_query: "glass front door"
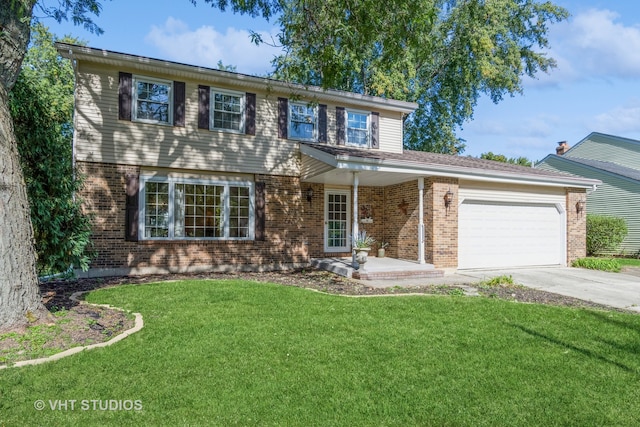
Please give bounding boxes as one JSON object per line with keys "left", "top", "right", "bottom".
{"left": 324, "top": 190, "right": 351, "bottom": 252}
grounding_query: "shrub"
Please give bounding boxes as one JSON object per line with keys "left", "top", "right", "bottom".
{"left": 572, "top": 257, "right": 621, "bottom": 273}
{"left": 479, "top": 275, "right": 515, "bottom": 287}
{"left": 586, "top": 215, "right": 628, "bottom": 256}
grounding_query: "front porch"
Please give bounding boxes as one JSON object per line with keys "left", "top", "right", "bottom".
{"left": 312, "top": 257, "right": 445, "bottom": 280}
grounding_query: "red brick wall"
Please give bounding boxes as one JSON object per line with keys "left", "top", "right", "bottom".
{"left": 425, "top": 177, "right": 458, "bottom": 268}
{"left": 81, "top": 162, "right": 576, "bottom": 274}
{"left": 566, "top": 188, "right": 587, "bottom": 264}
{"left": 79, "top": 162, "right": 308, "bottom": 275}
{"left": 384, "top": 181, "right": 419, "bottom": 260}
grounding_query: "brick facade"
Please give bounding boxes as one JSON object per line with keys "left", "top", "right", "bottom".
{"left": 79, "top": 161, "right": 587, "bottom": 276}
{"left": 566, "top": 188, "right": 588, "bottom": 264}
{"left": 425, "top": 178, "right": 459, "bottom": 268}
{"left": 384, "top": 181, "right": 420, "bottom": 260}
{"left": 79, "top": 162, "right": 309, "bottom": 276}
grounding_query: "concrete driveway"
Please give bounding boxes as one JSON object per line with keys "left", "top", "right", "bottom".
{"left": 458, "top": 267, "right": 640, "bottom": 313}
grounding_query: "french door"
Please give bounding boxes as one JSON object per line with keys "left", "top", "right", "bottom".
{"left": 324, "top": 190, "right": 351, "bottom": 252}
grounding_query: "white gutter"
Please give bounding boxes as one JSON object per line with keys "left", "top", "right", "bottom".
{"left": 301, "top": 145, "right": 601, "bottom": 189}
{"left": 54, "top": 43, "right": 418, "bottom": 115}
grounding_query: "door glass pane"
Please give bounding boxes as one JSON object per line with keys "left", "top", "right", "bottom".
{"left": 327, "top": 193, "right": 348, "bottom": 248}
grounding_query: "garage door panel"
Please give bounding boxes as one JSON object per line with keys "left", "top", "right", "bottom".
{"left": 459, "top": 201, "right": 564, "bottom": 269}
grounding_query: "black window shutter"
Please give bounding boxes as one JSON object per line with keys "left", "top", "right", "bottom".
{"left": 336, "top": 107, "right": 345, "bottom": 145}
{"left": 173, "top": 81, "right": 186, "bottom": 127}
{"left": 255, "top": 181, "right": 266, "bottom": 241}
{"left": 118, "top": 72, "right": 132, "bottom": 121}
{"left": 245, "top": 93, "right": 256, "bottom": 135}
{"left": 198, "top": 85, "right": 210, "bottom": 130}
{"left": 278, "top": 98, "right": 288, "bottom": 139}
{"left": 371, "top": 112, "right": 380, "bottom": 149}
{"left": 318, "top": 104, "right": 327, "bottom": 143}
{"left": 125, "top": 173, "right": 140, "bottom": 242}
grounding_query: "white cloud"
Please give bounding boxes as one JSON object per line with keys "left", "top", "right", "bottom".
{"left": 144, "top": 17, "right": 283, "bottom": 76}
{"left": 463, "top": 119, "right": 507, "bottom": 136}
{"left": 537, "top": 8, "right": 640, "bottom": 85}
{"left": 568, "top": 9, "right": 640, "bottom": 78}
{"left": 592, "top": 100, "right": 640, "bottom": 134}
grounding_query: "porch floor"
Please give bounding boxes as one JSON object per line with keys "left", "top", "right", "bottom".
{"left": 311, "top": 257, "right": 444, "bottom": 280}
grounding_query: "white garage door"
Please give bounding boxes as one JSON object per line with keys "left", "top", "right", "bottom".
{"left": 458, "top": 200, "right": 564, "bottom": 269}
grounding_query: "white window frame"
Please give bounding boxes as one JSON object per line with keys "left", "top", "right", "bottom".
{"left": 289, "top": 102, "right": 317, "bottom": 141}
{"left": 132, "top": 75, "right": 173, "bottom": 125}
{"left": 139, "top": 175, "right": 255, "bottom": 241}
{"left": 345, "top": 109, "right": 370, "bottom": 148}
{"left": 210, "top": 88, "right": 245, "bottom": 133}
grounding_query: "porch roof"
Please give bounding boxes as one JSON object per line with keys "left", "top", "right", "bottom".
{"left": 300, "top": 144, "right": 601, "bottom": 189}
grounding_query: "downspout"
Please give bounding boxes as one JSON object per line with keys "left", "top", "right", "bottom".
{"left": 67, "top": 47, "right": 79, "bottom": 190}
{"left": 418, "top": 177, "right": 425, "bottom": 264}
{"left": 352, "top": 172, "right": 359, "bottom": 267}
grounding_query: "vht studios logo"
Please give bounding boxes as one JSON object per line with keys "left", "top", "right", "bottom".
{"left": 34, "top": 399, "right": 143, "bottom": 411}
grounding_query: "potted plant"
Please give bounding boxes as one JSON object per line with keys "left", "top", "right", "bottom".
{"left": 353, "top": 230, "right": 376, "bottom": 267}
{"left": 377, "top": 241, "right": 389, "bottom": 258}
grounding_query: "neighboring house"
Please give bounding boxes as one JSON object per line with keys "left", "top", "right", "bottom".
{"left": 537, "top": 132, "right": 640, "bottom": 255}
{"left": 56, "top": 43, "right": 600, "bottom": 278}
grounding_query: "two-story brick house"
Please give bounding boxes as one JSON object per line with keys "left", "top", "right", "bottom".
{"left": 56, "top": 43, "right": 600, "bottom": 278}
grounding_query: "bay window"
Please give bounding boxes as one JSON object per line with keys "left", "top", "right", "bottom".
{"left": 140, "top": 176, "right": 254, "bottom": 240}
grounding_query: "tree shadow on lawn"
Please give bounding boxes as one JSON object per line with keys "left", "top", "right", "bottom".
{"left": 510, "top": 323, "right": 640, "bottom": 376}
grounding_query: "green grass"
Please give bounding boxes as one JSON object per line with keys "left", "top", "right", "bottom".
{"left": 618, "top": 257, "right": 640, "bottom": 267}
{"left": 2, "top": 279, "right": 640, "bottom": 426}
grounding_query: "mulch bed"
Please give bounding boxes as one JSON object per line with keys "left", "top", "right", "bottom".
{"left": 40, "top": 268, "right": 629, "bottom": 311}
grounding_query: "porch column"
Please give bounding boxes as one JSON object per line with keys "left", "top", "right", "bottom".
{"left": 352, "top": 172, "right": 359, "bottom": 266}
{"left": 418, "top": 177, "right": 426, "bottom": 264}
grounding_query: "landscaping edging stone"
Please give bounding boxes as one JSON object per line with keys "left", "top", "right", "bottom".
{"left": 0, "top": 292, "right": 143, "bottom": 370}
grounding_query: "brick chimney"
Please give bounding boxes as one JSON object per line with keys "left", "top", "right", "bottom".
{"left": 556, "top": 141, "right": 569, "bottom": 155}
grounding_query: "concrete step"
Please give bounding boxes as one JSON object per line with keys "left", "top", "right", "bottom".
{"left": 352, "top": 269, "right": 445, "bottom": 280}
{"left": 311, "top": 258, "right": 354, "bottom": 278}
{"left": 312, "top": 257, "right": 445, "bottom": 281}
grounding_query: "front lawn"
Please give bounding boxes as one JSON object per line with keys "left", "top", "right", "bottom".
{"left": 1, "top": 279, "right": 639, "bottom": 426}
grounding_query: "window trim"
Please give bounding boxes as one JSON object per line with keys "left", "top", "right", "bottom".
{"left": 139, "top": 175, "right": 255, "bottom": 241}
{"left": 288, "top": 102, "right": 318, "bottom": 142}
{"left": 132, "top": 75, "right": 173, "bottom": 126}
{"left": 345, "top": 108, "right": 370, "bottom": 148}
{"left": 210, "top": 87, "right": 246, "bottom": 133}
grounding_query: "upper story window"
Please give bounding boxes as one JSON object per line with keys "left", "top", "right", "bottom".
{"left": 346, "top": 109, "right": 370, "bottom": 147}
{"left": 133, "top": 75, "right": 173, "bottom": 125}
{"left": 289, "top": 102, "right": 317, "bottom": 141}
{"left": 211, "top": 89, "right": 245, "bottom": 132}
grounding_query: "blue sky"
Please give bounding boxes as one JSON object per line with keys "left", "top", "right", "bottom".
{"left": 43, "top": 0, "right": 640, "bottom": 162}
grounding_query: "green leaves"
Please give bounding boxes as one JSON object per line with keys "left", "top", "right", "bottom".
{"left": 586, "top": 215, "right": 628, "bottom": 256}
{"left": 9, "top": 24, "right": 93, "bottom": 275}
{"left": 240, "top": 0, "right": 569, "bottom": 154}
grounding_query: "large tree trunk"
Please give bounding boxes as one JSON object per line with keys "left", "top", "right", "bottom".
{"left": 0, "top": 0, "right": 50, "bottom": 331}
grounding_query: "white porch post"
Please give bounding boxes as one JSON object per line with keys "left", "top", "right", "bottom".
{"left": 418, "top": 177, "right": 426, "bottom": 264}
{"left": 352, "top": 172, "right": 359, "bottom": 266}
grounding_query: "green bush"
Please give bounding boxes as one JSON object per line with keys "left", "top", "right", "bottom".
{"left": 586, "top": 215, "right": 628, "bottom": 256}
{"left": 572, "top": 257, "right": 621, "bottom": 272}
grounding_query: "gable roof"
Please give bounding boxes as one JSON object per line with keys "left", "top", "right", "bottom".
{"left": 55, "top": 43, "right": 418, "bottom": 115}
{"left": 540, "top": 154, "right": 640, "bottom": 183}
{"left": 302, "top": 143, "right": 600, "bottom": 189}
{"left": 560, "top": 132, "right": 640, "bottom": 171}
{"left": 567, "top": 132, "right": 640, "bottom": 155}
